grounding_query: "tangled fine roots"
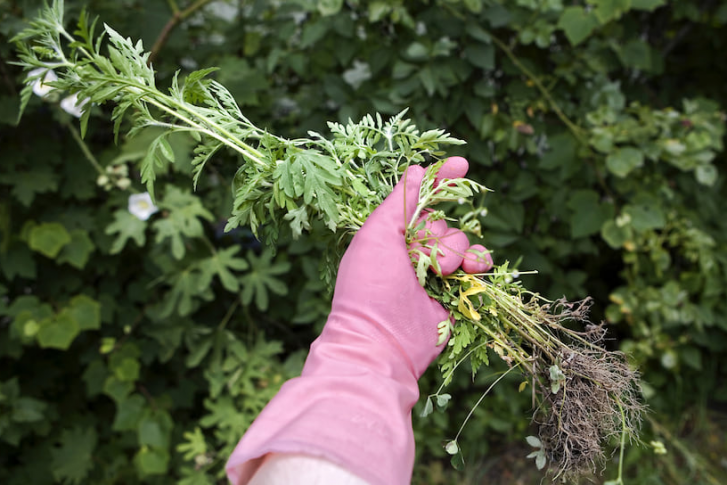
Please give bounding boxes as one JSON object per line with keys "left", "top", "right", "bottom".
{"left": 531, "top": 300, "right": 645, "bottom": 480}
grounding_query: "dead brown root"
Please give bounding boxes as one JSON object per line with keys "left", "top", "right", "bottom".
{"left": 529, "top": 299, "right": 645, "bottom": 481}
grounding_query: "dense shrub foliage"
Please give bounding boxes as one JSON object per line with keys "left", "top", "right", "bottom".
{"left": 1, "top": 0, "right": 726, "bottom": 483}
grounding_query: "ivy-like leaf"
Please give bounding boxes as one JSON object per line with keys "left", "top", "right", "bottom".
{"left": 51, "top": 426, "right": 98, "bottom": 485}
{"left": 105, "top": 210, "right": 148, "bottom": 254}
{"left": 239, "top": 249, "right": 291, "bottom": 311}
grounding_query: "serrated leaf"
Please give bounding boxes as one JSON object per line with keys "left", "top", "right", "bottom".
{"left": 197, "top": 246, "right": 249, "bottom": 293}
{"left": 0, "top": 164, "right": 58, "bottom": 206}
{"left": 239, "top": 250, "right": 291, "bottom": 311}
{"left": 105, "top": 210, "right": 148, "bottom": 254}
{"left": 51, "top": 426, "right": 97, "bottom": 485}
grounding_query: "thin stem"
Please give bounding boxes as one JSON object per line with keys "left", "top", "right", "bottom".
{"left": 617, "top": 400, "right": 626, "bottom": 484}
{"left": 166, "top": 0, "right": 181, "bottom": 14}
{"left": 65, "top": 119, "right": 104, "bottom": 175}
{"left": 453, "top": 363, "right": 521, "bottom": 443}
{"left": 434, "top": 342, "right": 488, "bottom": 395}
{"left": 488, "top": 33, "right": 587, "bottom": 145}
{"left": 149, "top": 0, "right": 216, "bottom": 63}
{"left": 218, "top": 298, "right": 241, "bottom": 331}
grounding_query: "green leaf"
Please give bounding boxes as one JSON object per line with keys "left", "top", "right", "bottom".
{"left": 484, "top": 4, "right": 511, "bottom": 27}
{"left": 51, "top": 426, "right": 97, "bottom": 485}
{"left": 112, "top": 394, "right": 146, "bottom": 431}
{"left": 64, "top": 295, "right": 102, "bottom": 331}
{"left": 618, "top": 39, "right": 653, "bottom": 71}
{"left": 695, "top": 165, "right": 718, "bottom": 186}
{"left": 0, "top": 243, "right": 37, "bottom": 280}
{"left": 134, "top": 446, "right": 169, "bottom": 476}
{"left": 37, "top": 312, "right": 79, "bottom": 350}
{"left": 0, "top": 164, "right": 58, "bottom": 206}
{"left": 154, "top": 187, "right": 214, "bottom": 259}
{"left": 197, "top": 246, "right": 249, "bottom": 293}
{"left": 601, "top": 219, "right": 630, "bottom": 249}
{"left": 526, "top": 435, "right": 542, "bottom": 448}
{"left": 28, "top": 222, "right": 72, "bottom": 258}
{"left": 318, "top": 0, "right": 343, "bottom": 16}
{"left": 558, "top": 7, "right": 599, "bottom": 46}
{"left": 594, "top": 0, "right": 631, "bottom": 24}
{"left": 283, "top": 206, "right": 312, "bottom": 238}
{"left": 103, "top": 376, "right": 134, "bottom": 403}
{"left": 436, "top": 393, "right": 452, "bottom": 408}
{"left": 540, "top": 132, "right": 578, "bottom": 170}
{"left": 138, "top": 413, "right": 170, "bottom": 449}
{"left": 177, "top": 427, "right": 208, "bottom": 461}
{"left": 239, "top": 250, "right": 291, "bottom": 311}
{"left": 606, "top": 147, "right": 644, "bottom": 177}
{"left": 568, "top": 190, "right": 613, "bottom": 238}
{"left": 105, "top": 210, "right": 148, "bottom": 254}
{"left": 113, "top": 358, "right": 141, "bottom": 382}
{"left": 286, "top": 150, "right": 342, "bottom": 227}
{"left": 632, "top": 0, "right": 665, "bottom": 10}
{"left": 12, "top": 396, "right": 47, "bottom": 423}
{"left": 56, "top": 229, "right": 95, "bottom": 269}
{"left": 624, "top": 199, "right": 665, "bottom": 232}
{"left": 445, "top": 440, "right": 459, "bottom": 454}
{"left": 464, "top": 43, "right": 495, "bottom": 70}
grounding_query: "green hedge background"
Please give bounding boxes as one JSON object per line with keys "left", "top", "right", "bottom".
{"left": 2, "top": 0, "right": 727, "bottom": 483}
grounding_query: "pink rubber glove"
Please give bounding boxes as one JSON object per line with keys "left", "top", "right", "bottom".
{"left": 226, "top": 157, "right": 492, "bottom": 485}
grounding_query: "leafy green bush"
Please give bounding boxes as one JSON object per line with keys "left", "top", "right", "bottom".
{"left": 2, "top": 1, "right": 727, "bottom": 484}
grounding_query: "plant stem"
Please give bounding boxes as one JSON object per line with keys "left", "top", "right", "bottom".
{"left": 488, "top": 33, "right": 587, "bottom": 146}
{"left": 65, "top": 119, "right": 104, "bottom": 176}
{"left": 150, "top": 0, "right": 216, "bottom": 64}
{"left": 452, "top": 363, "right": 521, "bottom": 443}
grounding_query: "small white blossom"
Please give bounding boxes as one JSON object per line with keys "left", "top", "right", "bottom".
{"left": 480, "top": 208, "right": 488, "bottom": 217}
{"left": 342, "top": 60, "right": 372, "bottom": 90}
{"left": 60, "top": 93, "right": 89, "bottom": 118}
{"left": 28, "top": 68, "right": 58, "bottom": 98}
{"left": 512, "top": 270, "right": 520, "bottom": 279}
{"left": 128, "top": 192, "right": 159, "bottom": 221}
{"left": 457, "top": 197, "right": 465, "bottom": 205}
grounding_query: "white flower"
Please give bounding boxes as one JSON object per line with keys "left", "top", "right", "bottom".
{"left": 128, "top": 192, "right": 159, "bottom": 221}
{"left": 342, "top": 60, "right": 372, "bottom": 90}
{"left": 60, "top": 93, "right": 90, "bottom": 118}
{"left": 28, "top": 68, "right": 58, "bottom": 98}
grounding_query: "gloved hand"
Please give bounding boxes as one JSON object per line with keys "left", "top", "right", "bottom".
{"left": 226, "top": 157, "right": 492, "bottom": 485}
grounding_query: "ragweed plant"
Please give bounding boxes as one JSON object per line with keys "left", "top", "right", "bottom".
{"left": 13, "top": 1, "right": 643, "bottom": 480}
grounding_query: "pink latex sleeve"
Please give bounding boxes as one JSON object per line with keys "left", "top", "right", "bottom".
{"left": 226, "top": 158, "right": 492, "bottom": 485}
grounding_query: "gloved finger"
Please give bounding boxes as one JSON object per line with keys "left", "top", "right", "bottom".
{"left": 461, "top": 244, "right": 494, "bottom": 273}
{"left": 434, "top": 156, "right": 469, "bottom": 189}
{"left": 432, "top": 228, "right": 469, "bottom": 275}
{"left": 372, "top": 157, "right": 472, "bottom": 234}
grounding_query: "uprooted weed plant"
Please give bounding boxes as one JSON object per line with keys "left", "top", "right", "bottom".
{"left": 11, "top": 1, "right": 644, "bottom": 481}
